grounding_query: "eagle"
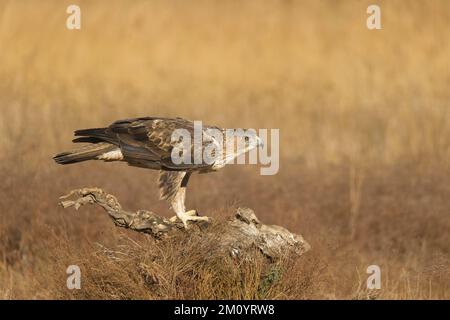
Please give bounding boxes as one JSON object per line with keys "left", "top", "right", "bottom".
{"left": 53, "top": 117, "right": 262, "bottom": 228}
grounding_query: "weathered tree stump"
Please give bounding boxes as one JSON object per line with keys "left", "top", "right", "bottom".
{"left": 59, "top": 188, "right": 310, "bottom": 260}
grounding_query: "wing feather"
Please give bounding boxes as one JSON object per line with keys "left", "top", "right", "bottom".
{"left": 111, "top": 117, "right": 213, "bottom": 170}
{"left": 72, "top": 117, "right": 219, "bottom": 171}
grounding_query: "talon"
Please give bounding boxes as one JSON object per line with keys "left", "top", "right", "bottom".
{"left": 185, "top": 210, "right": 198, "bottom": 216}
{"left": 176, "top": 212, "right": 210, "bottom": 229}
{"left": 180, "top": 217, "right": 189, "bottom": 229}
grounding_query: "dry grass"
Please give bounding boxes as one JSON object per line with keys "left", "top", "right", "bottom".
{"left": 0, "top": 0, "right": 449, "bottom": 299}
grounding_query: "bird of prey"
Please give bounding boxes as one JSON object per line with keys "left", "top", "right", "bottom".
{"left": 53, "top": 117, "right": 262, "bottom": 228}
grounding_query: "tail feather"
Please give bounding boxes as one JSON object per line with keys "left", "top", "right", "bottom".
{"left": 74, "top": 127, "right": 118, "bottom": 143}
{"left": 72, "top": 137, "right": 104, "bottom": 144}
{"left": 74, "top": 128, "right": 107, "bottom": 137}
{"left": 53, "top": 142, "right": 117, "bottom": 165}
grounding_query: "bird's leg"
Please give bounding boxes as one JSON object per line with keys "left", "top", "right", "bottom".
{"left": 172, "top": 205, "right": 209, "bottom": 229}
{"left": 170, "top": 186, "right": 209, "bottom": 228}
{"left": 169, "top": 210, "right": 197, "bottom": 222}
{"left": 185, "top": 210, "right": 198, "bottom": 216}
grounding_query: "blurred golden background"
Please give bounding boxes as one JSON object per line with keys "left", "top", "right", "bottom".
{"left": 0, "top": 0, "right": 449, "bottom": 299}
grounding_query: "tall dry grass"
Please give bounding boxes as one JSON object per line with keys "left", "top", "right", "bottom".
{"left": 0, "top": 0, "right": 449, "bottom": 299}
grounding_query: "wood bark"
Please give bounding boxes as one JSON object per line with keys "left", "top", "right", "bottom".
{"left": 60, "top": 188, "right": 310, "bottom": 259}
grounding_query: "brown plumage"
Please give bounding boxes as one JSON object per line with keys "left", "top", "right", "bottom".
{"left": 54, "top": 116, "right": 262, "bottom": 228}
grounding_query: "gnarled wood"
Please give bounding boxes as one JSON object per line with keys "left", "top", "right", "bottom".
{"left": 59, "top": 188, "right": 310, "bottom": 259}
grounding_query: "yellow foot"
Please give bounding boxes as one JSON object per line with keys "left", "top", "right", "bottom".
{"left": 169, "top": 209, "right": 198, "bottom": 222}
{"left": 185, "top": 210, "right": 198, "bottom": 216}
{"left": 178, "top": 212, "right": 210, "bottom": 229}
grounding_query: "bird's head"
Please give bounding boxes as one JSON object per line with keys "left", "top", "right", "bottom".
{"left": 224, "top": 129, "right": 264, "bottom": 155}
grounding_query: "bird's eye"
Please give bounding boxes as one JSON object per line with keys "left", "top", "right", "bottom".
{"left": 244, "top": 136, "right": 250, "bottom": 142}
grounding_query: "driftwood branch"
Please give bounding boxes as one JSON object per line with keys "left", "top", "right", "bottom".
{"left": 59, "top": 188, "right": 310, "bottom": 259}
